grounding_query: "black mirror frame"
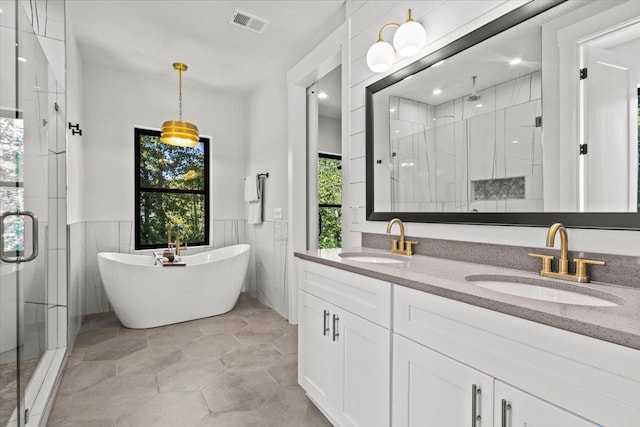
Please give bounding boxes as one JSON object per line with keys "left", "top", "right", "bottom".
{"left": 365, "top": 0, "right": 640, "bottom": 230}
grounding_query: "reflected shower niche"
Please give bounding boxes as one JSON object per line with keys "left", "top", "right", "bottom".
{"left": 385, "top": 70, "right": 543, "bottom": 213}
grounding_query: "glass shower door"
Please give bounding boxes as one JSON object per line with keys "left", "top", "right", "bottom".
{"left": 1, "top": 0, "right": 66, "bottom": 425}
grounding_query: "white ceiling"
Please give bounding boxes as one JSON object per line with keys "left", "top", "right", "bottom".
{"left": 67, "top": 0, "right": 345, "bottom": 93}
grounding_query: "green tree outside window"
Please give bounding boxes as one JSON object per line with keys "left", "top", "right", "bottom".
{"left": 135, "top": 128, "right": 209, "bottom": 249}
{"left": 318, "top": 154, "right": 342, "bottom": 249}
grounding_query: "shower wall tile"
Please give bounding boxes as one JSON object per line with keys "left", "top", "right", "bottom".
{"left": 245, "top": 221, "right": 289, "bottom": 319}
{"left": 531, "top": 71, "right": 542, "bottom": 100}
{"left": 68, "top": 222, "right": 85, "bottom": 347}
{"left": 84, "top": 222, "right": 118, "bottom": 314}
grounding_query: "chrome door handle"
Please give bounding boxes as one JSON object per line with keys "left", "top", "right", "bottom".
{"left": 501, "top": 399, "right": 511, "bottom": 427}
{"left": 332, "top": 314, "right": 339, "bottom": 342}
{"left": 323, "top": 310, "right": 330, "bottom": 336}
{"left": 0, "top": 211, "right": 38, "bottom": 263}
{"left": 471, "top": 384, "right": 481, "bottom": 426}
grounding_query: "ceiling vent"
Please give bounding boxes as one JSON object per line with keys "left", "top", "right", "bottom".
{"left": 229, "top": 10, "right": 269, "bottom": 34}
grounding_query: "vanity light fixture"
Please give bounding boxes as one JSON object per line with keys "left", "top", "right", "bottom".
{"left": 432, "top": 88, "right": 442, "bottom": 95}
{"left": 366, "top": 9, "right": 426, "bottom": 73}
{"left": 160, "top": 62, "right": 200, "bottom": 147}
{"left": 317, "top": 92, "right": 329, "bottom": 99}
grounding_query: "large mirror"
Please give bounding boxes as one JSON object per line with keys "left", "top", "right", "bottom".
{"left": 366, "top": 0, "right": 640, "bottom": 228}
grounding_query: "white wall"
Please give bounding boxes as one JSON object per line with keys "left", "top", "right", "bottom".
{"left": 247, "top": 69, "right": 289, "bottom": 222}
{"left": 83, "top": 62, "right": 248, "bottom": 223}
{"left": 319, "top": 115, "right": 341, "bottom": 155}
{"left": 345, "top": 0, "right": 640, "bottom": 256}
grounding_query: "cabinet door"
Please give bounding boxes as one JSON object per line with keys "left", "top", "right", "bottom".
{"left": 298, "top": 291, "right": 334, "bottom": 412}
{"left": 495, "top": 381, "right": 600, "bottom": 427}
{"left": 393, "top": 334, "right": 494, "bottom": 427}
{"left": 333, "top": 307, "right": 391, "bottom": 427}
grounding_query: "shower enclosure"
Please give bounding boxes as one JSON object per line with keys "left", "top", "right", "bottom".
{"left": 1, "top": 1, "right": 68, "bottom": 425}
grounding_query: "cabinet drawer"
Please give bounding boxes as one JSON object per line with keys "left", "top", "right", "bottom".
{"left": 299, "top": 260, "right": 391, "bottom": 328}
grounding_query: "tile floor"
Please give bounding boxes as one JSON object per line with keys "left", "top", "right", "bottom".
{"left": 46, "top": 293, "right": 331, "bottom": 427}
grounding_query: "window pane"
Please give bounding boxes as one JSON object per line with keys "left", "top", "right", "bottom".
{"left": 139, "top": 133, "right": 205, "bottom": 191}
{"left": 318, "top": 207, "right": 342, "bottom": 249}
{"left": 318, "top": 157, "right": 342, "bottom": 205}
{"left": 0, "top": 116, "right": 24, "bottom": 183}
{"left": 139, "top": 192, "right": 206, "bottom": 247}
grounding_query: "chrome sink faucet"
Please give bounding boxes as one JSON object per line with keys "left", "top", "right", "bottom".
{"left": 529, "top": 223, "right": 604, "bottom": 283}
{"left": 386, "top": 218, "right": 418, "bottom": 255}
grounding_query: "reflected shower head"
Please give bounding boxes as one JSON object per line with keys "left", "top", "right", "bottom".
{"left": 467, "top": 76, "right": 481, "bottom": 101}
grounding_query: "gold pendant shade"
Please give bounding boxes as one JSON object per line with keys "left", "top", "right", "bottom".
{"left": 160, "top": 62, "right": 200, "bottom": 147}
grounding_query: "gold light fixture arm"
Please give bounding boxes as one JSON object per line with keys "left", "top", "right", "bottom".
{"left": 378, "top": 23, "right": 400, "bottom": 42}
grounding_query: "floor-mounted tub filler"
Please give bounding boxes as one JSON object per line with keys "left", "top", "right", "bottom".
{"left": 97, "top": 244, "right": 250, "bottom": 328}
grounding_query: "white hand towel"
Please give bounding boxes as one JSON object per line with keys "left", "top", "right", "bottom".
{"left": 244, "top": 176, "right": 259, "bottom": 202}
{"left": 248, "top": 200, "right": 262, "bottom": 224}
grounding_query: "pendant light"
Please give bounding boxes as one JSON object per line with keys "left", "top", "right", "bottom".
{"left": 366, "top": 9, "right": 426, "bottom": 73}
{"left": 160, "top": 62, "right": 200, "bottom": 147}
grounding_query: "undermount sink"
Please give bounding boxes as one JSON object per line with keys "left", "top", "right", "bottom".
{"left": 466, "top": 275, "right": 620, "bottom": 307}
{"left": 339, "top": 252, "right": 408, "bottom": 264}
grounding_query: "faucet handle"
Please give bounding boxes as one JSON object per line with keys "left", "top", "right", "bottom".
{"left": 574, "top": 258, "right": 605, "bottom": 283}
{"left": 405, "top": 240, "right": 419, "bottom": 255}
{"left": 529, "top": 253, "right": 554, "bottom": 274}
{"left": 388, "top": 239, "right": 399, "bottom": 252}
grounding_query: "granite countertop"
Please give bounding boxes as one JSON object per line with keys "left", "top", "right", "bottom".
{"left": 295, "top": 247, "right": 640, "bottom": 350}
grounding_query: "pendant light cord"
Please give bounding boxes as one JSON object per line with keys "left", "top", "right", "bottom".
{"left": 178, "top": 68, "right": 183, "bottom": 120}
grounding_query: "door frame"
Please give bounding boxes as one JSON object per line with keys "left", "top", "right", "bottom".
{"left": 287, "top": 23, "right": 347, "bottom": 323}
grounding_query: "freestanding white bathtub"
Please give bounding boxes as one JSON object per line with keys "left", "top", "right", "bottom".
{"left": 97, "top": 244, "right": 250, "bottom": 329}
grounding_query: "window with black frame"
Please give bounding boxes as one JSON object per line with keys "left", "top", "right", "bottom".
{"left": 135, "top": 128, "right": 209, "bottom": 249}
{"left": 318, "top": 153, "right": 342, "bottom": 249}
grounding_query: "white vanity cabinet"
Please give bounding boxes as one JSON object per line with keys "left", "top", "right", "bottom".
{"left": 494, "top": 381, "right": 598, "bottom": 427}
{"left": 393, "top": 285, "right": 640, "bottom": 427}
{"left": 393, "top": 333, "right": 494, "bottom": 426}
{"left": 298, "top": 260, "right": 392, "bottom": 427}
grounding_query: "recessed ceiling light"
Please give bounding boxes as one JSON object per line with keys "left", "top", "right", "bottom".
{"left": 390, "top": 108, "right": 396, "bottom": 112}
{"left": 400, "top": 162, "right": 415, "bottom": 167}
{"left": 511, "top": 140, "right": 519, "bottom": 144}
{"left": 509, "top": 57, "right": 522, "bottom": 65}
{"left": 317, "top": 92, "right": 329, "bottom": 99}
{"left": 394, "top": 130, "right": 400, "bottom": 133}
{"left": 432, "top": 60, "right": 445, "bottom": 67}
{"left": 18, "top": 57, "right": 27, "bottom": 62}
{"left": 404, "top": 75, "right": 414, "bottom": 81}
{"left": 432, "top": 88, "right": 442, "bottom": 95}
{"left": 476, "top": 103, "right": 483, "bottom": 108}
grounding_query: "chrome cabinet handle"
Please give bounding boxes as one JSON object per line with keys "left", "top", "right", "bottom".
{"left": 471, "top": 384, "right": 481, "bottom": 426}
{"left": 332, "top": 314, "right": 339, "bottom": 341}
{"left": 501, "top": 399, "right": 511, "bottom": 427}
{"left": 0, "top": 211, "right": 39, "bottom": 263}
{"left": 323, "top": 310, "right": 330, "bottom": 336}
